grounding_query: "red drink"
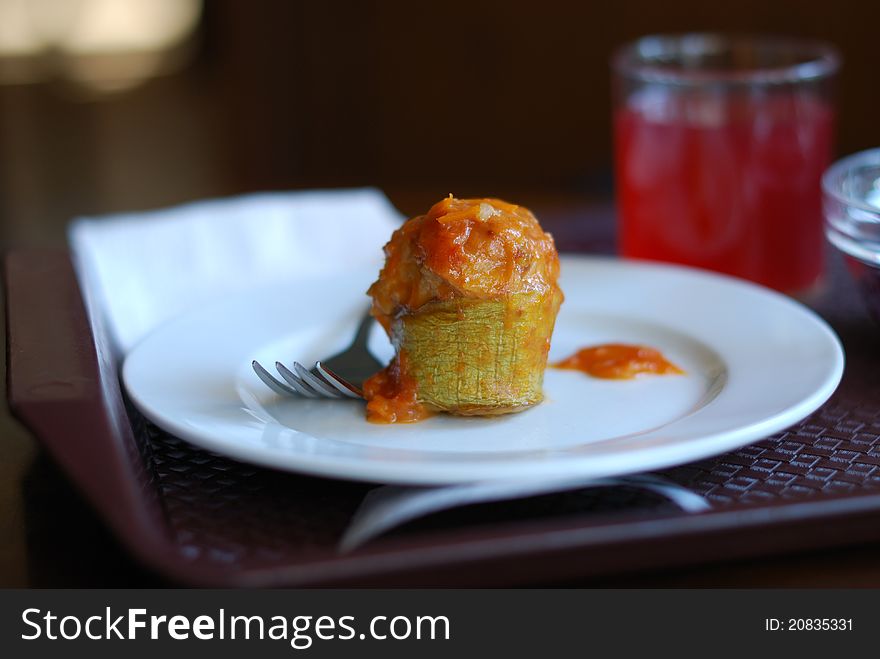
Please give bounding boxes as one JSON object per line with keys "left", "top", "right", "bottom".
{"left": 615, "top": 95, "right": 834, "bottom": 292}
{"left": 612, "top": 35, "right": 839, "bottom": 293}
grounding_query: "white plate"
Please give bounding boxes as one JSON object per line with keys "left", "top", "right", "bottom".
{"left": 123, "top": 256, "right": 844, "bottom": 485}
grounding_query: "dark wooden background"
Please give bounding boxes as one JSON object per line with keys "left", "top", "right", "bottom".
{"left": 2, "top": 0, "right": 880, "bottom": 244}
{"left": 2, "top": 0, "right": 880, "bottom": 586}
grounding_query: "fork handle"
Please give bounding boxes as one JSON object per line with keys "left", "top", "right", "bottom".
{"left": 352, "top": 308, "right": 374, "bottom": 347}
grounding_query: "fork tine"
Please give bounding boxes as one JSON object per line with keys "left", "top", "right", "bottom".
{"left": 275, "top": 362, "right": 320, "bottom": 398}
{"left": 316, "top": 361, "right": 363, "bottom": 398}
{"left": 275, "top": 362, "right": 323, "bottom": 398}
{"left": 252, "top": 360, "right": 300, "bottom": 396}
{"left": 293, "top": 362, "right": 343, "bottom": 398}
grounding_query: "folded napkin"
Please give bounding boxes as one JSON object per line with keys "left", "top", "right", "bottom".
{"left": 68, "top": 188, "right": 710, "bottom": 550}
{"left": 69, "top": 188, "right": 403, "bottom": 353}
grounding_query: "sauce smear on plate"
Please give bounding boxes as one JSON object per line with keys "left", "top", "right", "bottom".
{"left": 553, "top": 343, "right": 684, "bottom": 379}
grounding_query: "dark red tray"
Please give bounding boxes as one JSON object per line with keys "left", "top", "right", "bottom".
{"left": 6, "top": 210, "right": 880, "bottom": 586}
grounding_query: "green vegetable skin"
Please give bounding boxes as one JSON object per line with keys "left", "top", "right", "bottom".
{"left": 398, "top": 290, "right": 562, "bottom": 415}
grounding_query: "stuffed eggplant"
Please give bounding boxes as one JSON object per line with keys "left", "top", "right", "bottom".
{"left": 364, "top": 196, "right": 563, "bottom": 423}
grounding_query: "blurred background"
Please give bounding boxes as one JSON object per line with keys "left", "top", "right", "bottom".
{"left": 1, "top": 0, "right": 879, "bottom": 246}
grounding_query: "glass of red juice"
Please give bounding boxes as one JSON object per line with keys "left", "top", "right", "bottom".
{"left": 612, "top": 35, "right": 840, "bottom": 294}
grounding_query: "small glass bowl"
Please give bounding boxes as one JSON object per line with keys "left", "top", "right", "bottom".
{"left": 822, "top": 148, "right": 880, "bottom": 320}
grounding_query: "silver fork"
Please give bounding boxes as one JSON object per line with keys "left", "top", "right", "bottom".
{"left": 252, "top": 310, "right": 384, "bottom": 400}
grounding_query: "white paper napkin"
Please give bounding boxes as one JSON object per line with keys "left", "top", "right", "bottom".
{"left": 68, "top": 187, "right": 710, "bottom": 551}
{"left": 69, "top": 188, "right": 403, "bottom": 353}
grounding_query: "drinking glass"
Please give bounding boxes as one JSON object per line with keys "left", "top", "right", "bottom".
{"left": 612, "top": 34, "right": 840, "bottom": 293}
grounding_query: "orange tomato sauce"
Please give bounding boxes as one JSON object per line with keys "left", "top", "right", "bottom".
{"left": 552, "top": 344, "right": 684, "bottom": 380}
{"left": 363, "top": 352, "right": 433, "bottom": 424}
{"left": 367, "top": 195, "right": 562, "bottom": 334}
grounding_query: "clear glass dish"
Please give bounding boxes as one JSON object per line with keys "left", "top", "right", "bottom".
{"left": 823, "top": 148, "right": 880, "bottom": 319}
